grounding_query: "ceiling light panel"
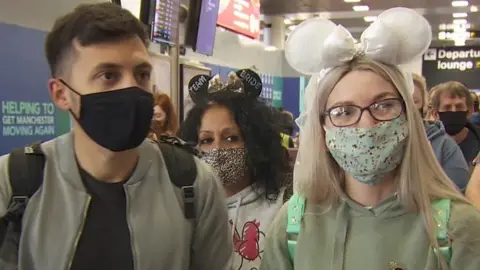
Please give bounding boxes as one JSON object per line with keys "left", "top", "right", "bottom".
{"left": 453, "top": 12, "right": 468, "bottom": 18}
{"left": 451, "top": 1, "right": 469, "bottom": 7}
{"left": 453, "top": 19, "right": 468, "bottom": 24}
{"left": 353, "top": 5, "right": 369, "bottom": 12}
{"left": 364, "top": 16, "right": 377, "bottom": 22}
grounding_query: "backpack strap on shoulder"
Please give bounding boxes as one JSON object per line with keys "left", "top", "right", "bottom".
{"left": 6, "top": 143, "right": 45, "bottom": 219}
{"left": 286, "top": 193, "right": 306, "bottom": 262}
{"left": 157, "top": 136, "right": 198, "bottom": 220}
{"left": 0, "top": 143, "right": 45, "bottom": 263}
{"left": 432, "top": 198, "right": 452, "bottom": 264}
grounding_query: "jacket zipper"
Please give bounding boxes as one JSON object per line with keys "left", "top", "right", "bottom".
{"left": 66, "top": 196, "right": 91, "bottom": 269}
{"left": 125, "top": 189, "right": 137, "bottom": 270}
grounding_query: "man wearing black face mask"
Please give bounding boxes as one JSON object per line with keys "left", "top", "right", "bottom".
{"left": 0, "top": 3, "right": 232, "bottom": 270}
{"left": 411, "top": 74, "right": 469, "bottom": 191}
{"left": 430, "top": 81, "right": 480, "bottom": 167}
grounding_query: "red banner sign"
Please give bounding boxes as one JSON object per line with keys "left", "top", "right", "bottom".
{"left": 217, "top": 0, "right": 261, "bottom": 39}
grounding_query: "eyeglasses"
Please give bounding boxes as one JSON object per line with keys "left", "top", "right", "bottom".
{"left": 324, "top": 98, "right": 404, "bottom": 127}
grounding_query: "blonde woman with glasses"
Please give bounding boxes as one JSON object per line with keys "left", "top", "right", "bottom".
{"left": 260, "top": 7, "right": 480, "bottom": 270}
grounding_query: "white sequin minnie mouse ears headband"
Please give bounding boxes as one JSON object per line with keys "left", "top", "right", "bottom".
{"left": 284, "top": 7, "right": 432, "bottom": 75}
{"left": 288, "top": 8, "right": 432, "bottom": 131}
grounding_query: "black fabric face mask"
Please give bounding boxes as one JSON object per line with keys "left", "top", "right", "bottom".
{"left": 438, "top": 111, "right": 468, "bottom": 136}
{"left": 61, "top": 80, "right": 154, "bottom": 152}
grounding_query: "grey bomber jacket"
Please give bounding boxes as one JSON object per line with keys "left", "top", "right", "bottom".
{"left": 0, "top": 133, "right": 233, "bottom": 269}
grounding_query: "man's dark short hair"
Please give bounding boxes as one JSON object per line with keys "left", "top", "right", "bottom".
{"left": 45, "top": 2, "right": 149, "bottom": 77}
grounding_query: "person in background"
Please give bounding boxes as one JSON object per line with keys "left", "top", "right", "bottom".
{"left": 148, "top": 92, "right": 178, "bottom": 140}
{"left": 179, "top": 70, "right": 292, "bottom": 270}
{"left": 470, "top": 92, "right": 480, "bottom": 125}
{"left": 261, "top": 7, "right": 480, "bottom": 270}
{"left": 0, "top": 3, "right": 232, "bottom": 269}
{"left": 412, "top": 74, "right": 469, "bottom": 190}
{"left": 276, "top": 108, "right": 295, "bottom": 148}
{"left": 276, "top": 108, "right": 297, "bottom": 167}
{"left": 411, "top": 73, "right": 428, "bottom": 117}
{"left": 429, "top": 81, "right": 480, "bottom": 166}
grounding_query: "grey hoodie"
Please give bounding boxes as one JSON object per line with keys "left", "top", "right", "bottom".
{"left": 425, "top": 121, "right": 470, "bottom": 190}
{"left": 227, "top": 184, "right": 285, "bottom": 270}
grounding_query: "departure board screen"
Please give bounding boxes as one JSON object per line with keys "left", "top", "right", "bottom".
{"left": 151, "top": 0, "right": 180, "bottom": 45}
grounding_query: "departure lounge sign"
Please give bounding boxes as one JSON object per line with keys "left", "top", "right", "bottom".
{"left": 152, "top": 0, "right": 180, "bottom": 45}
{"left": 422, "top": 46, "right": 480, "bottom": 90}
{"left": 217, "top": 0, "right": 261, "bottom": 39}
{"left": 424, "top": 48, "right": 480, "bottom": 71}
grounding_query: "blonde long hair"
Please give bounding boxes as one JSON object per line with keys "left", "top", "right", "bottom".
{"left": 294, "top": 58, "right": 467, "bottom": 268}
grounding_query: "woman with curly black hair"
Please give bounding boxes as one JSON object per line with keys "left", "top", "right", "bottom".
{"left": 178, "top": 69, "right": 292, "bottom": 270}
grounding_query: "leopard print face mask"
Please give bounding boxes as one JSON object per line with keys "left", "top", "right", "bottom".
{"left": 201, "top": 148, "right": 247, "bottom": 185}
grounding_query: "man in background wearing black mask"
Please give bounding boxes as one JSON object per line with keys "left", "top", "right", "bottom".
{"left": 0, "top": 3, "right": 232, "bottom": 269}
{"left": 429, "top": 81, "right": 480, "bottom": 166}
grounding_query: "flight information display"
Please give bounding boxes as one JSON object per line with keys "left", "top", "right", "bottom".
{"left": 151, "top": 0, "right": 180, "bottom": 45}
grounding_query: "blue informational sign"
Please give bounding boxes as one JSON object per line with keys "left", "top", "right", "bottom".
{"left": 283, "top": 77, "right": 300, "bottom": 126}
{"left": 219, "top": 67, "right": 235, "bottom": 81}
{"left": 0, "top": 23, "right": 70, "bottom": 155}
{"left": 203, "top": 63, "right": 235, "bottom": 82}
{"left": 298, "top": 76, "right": 306, "bottom": 113}
{"left": 260, "top": 73, "right": 274, "bottom": 105}
{"left": 204, "top": 63, "right": 220, "bottom": 77}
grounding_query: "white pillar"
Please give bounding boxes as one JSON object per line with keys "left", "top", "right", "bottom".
{"left": 263, "top": 26, "right": 272, "bottom": 46}
{"left": 270, "top": 16, "right": 285, "bottom": 50}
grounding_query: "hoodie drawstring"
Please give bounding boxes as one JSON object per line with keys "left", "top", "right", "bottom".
{"left": 231, "top": 196, "right": 243, "bottom": 240}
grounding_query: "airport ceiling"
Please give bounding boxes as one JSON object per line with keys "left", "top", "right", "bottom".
{"left": 260, "top": 0, "right": 478, "bottom": 15}
{"left": 122, "top": 0, "right": 480, "bottom": 46}
{"left": 259, "top": 0, "right": 480, "bottom": 46}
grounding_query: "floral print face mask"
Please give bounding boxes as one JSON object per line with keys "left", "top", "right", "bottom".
{"left": 325, "top": 115, "right": 409, "bottom": 185}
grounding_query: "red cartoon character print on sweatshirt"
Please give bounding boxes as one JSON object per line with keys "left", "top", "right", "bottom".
{"left": 229, "top": 219, "right": 266, "bottom": 270}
